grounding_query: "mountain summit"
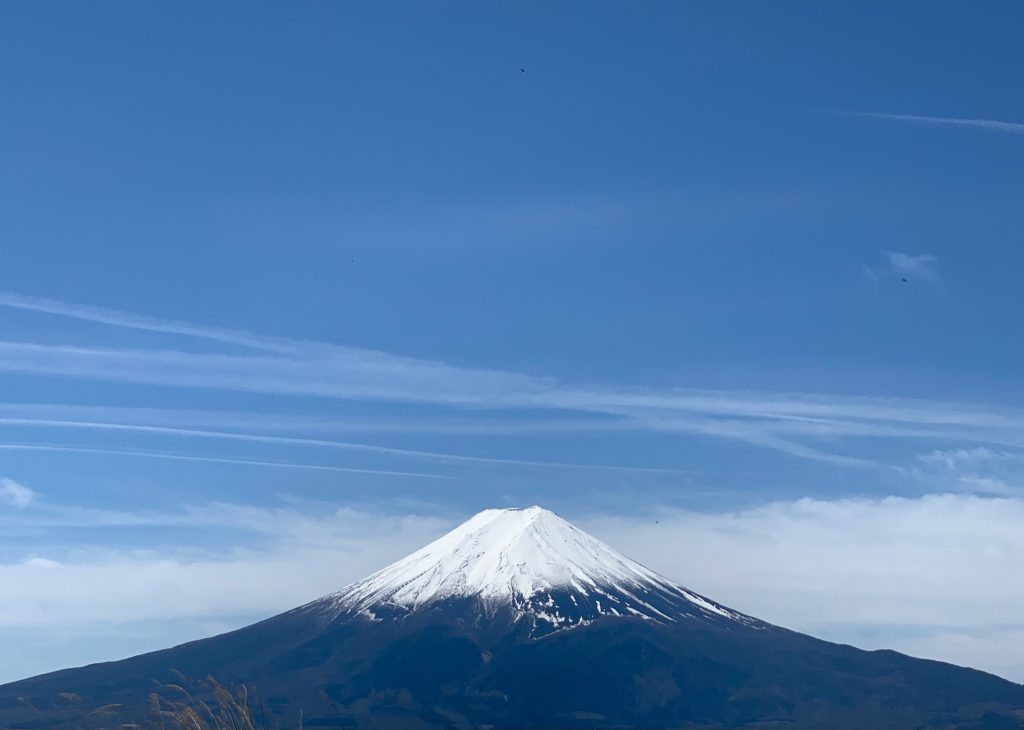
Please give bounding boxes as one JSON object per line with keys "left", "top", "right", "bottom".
{"left": 2, "top": 507, "right": 1023, "bottom": 729}
{"left": 321, "top": 506, "right": 752, "bottom": 632}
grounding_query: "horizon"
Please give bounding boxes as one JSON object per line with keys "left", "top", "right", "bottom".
{"left": 3, "top": 1, "right": 1024, "bottom": 689}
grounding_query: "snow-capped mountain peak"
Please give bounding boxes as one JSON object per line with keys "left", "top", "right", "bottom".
{"left": 324, "top": 506, "right": 755, "bottom": 632}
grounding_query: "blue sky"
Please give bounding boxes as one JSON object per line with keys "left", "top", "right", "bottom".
{"left": 3, "top": 1, "right": 1024, "bottom": 683}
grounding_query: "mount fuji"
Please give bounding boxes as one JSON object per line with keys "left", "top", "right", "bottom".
{"left": 1, "top": 506, "right": 1022, "bottom": 729}
{"left": 325, "top": 506, "right": 757, "bottom": 634}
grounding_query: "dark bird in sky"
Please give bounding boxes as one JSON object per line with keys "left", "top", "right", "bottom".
{"left": 901, "top": 277, "right": 908, "bottom": 283}
{"left": 520, "top": 68, "right": 525, "bottom": 72}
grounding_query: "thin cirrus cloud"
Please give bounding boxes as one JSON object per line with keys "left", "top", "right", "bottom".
{"left": 0, "top": 291, "right": 296, "bottom": 354}
{"left": 842, "top": 111, "right": 1024, "bottom": 135}
{"left": 913, "top": 447, "right": 1024, "bottom": 497}
{"left": 5, "top": 292, "right": 1024, "bottom": 471}
{"left": 916, "top": 447, "right": 1012, "bottom": 470}
{"left": 0, "top": 340, "right": 988, "bottom": 471}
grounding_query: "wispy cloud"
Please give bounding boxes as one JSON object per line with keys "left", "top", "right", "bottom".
{"left": 863, "top": 251, "right": 941, "bottom": 286}
{"left": 0, "top": 292, "right": 294, "bottom": 354}
{"left": 9, "top": 293, "right": 1024, "bottom": 472}
{"left": 956, "top": 476, "right": 1022, "bottom": 497}
{"left": 0, "top": 340, "right": 549, "bottom": 406}
{"left": 0, "top": 336, "right": 1017, "bottom": 469}
{"left": 916, "top": 447, "right": 1009, "bottom": 470}
{"left": 886, "top": 252, "right": 941, "bottom": 284}
{"left": 843, "top": 111, "right": 1024, "bottom": 136}
{"left": 913, "top": 447, "right": 1024, "bottom": 497}
{"left": 0, "top": 478, "right": 35, "bottom": 508}
{"left": 7, "top": 400, "right": 1021, "bottom": 459}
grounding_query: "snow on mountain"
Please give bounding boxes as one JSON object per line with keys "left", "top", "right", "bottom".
{"left": 321, "top": 506, "right": 756, "bottom": 633}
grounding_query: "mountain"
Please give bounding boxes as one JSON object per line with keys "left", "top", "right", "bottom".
{"left": 1, "top": 506, "right": 1022, "bottom": 729}
{"left": 330, "top": 506, "right": 758, "bottom": 634}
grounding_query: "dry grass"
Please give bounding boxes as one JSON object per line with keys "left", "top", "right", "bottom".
{"left": 20, "top": 674, "right": 327, "bottom": 730}
{"left": 149, "top": 676, "right": 278, "bottom": 730}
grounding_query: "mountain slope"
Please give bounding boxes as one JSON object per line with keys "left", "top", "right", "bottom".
{"left": 1, "top": 506, "right": 1022, "bottom": 729}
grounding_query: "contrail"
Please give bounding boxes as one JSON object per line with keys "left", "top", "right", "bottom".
{"left": 842, "top": 111, "right": 1024, "bottom": 135}
{"left": 0, "top": 442, "right": 449, "bottom": 479}
{"left": 0, "top": 417, "right": 692, "bottom": 475}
